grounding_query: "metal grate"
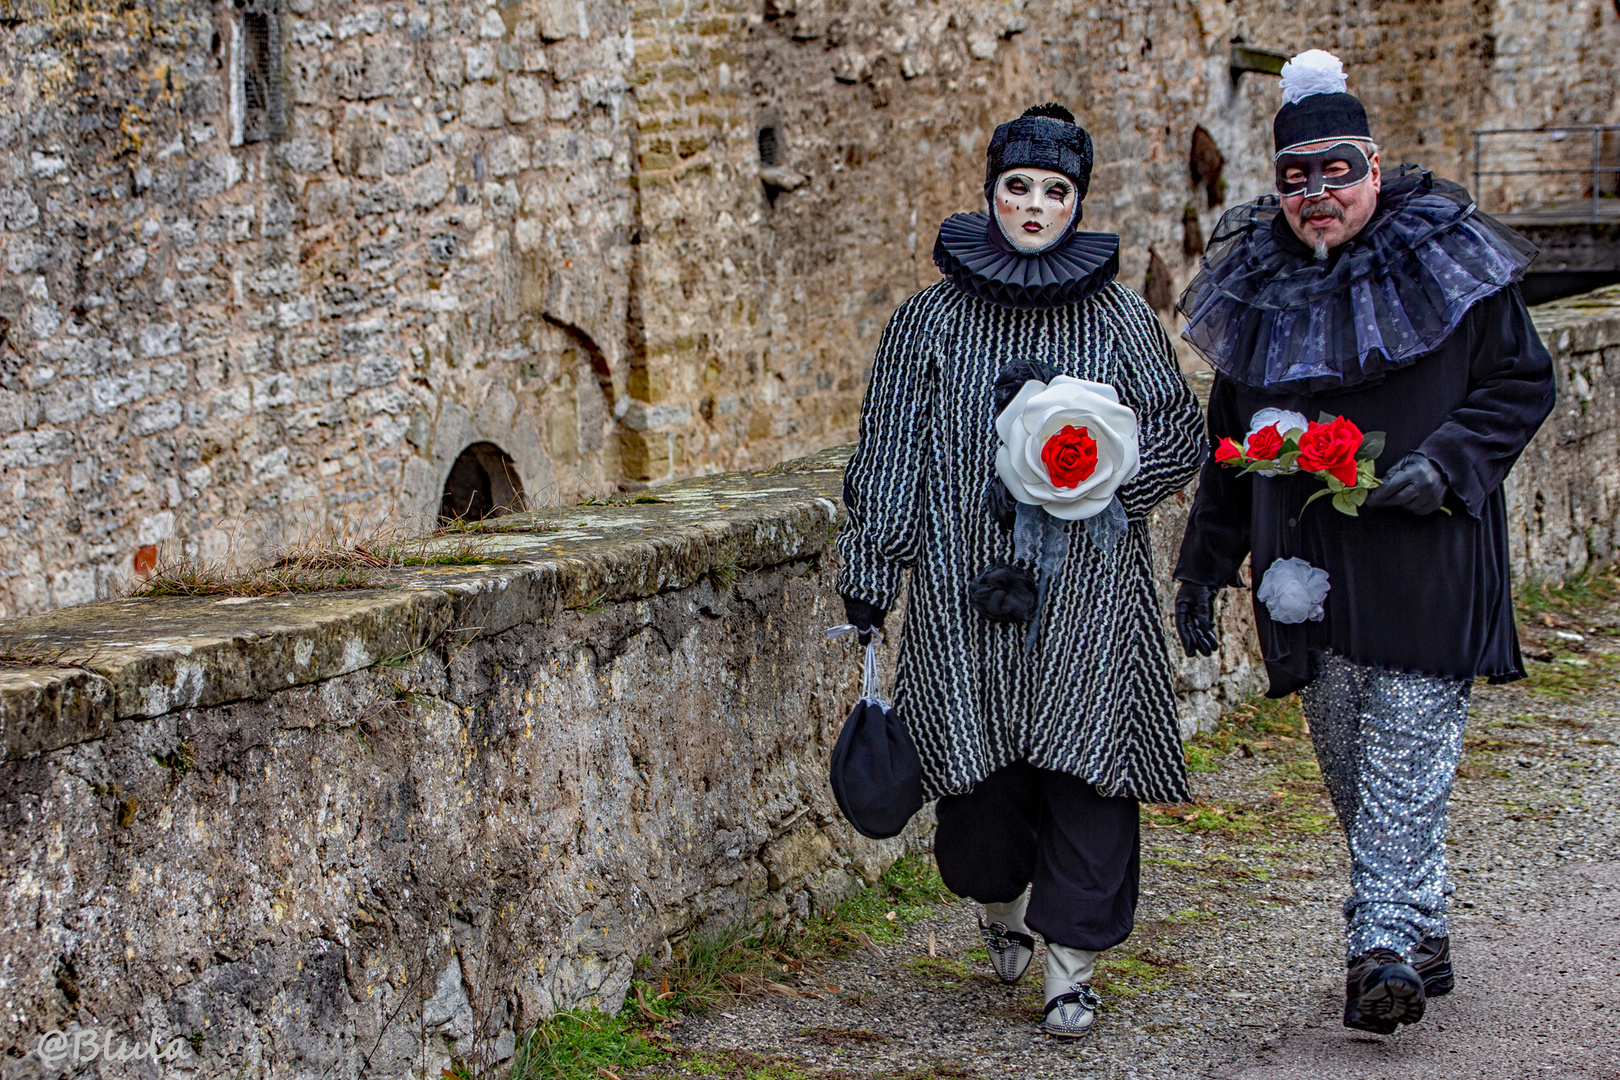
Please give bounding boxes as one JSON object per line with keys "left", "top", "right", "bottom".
{"left": 239, "top": 0, "right": 284, "bottom": 144}
{"left": 757, "top": 125, "right": 781, "bottom": 167}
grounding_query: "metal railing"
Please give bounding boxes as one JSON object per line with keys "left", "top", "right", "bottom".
{"left": 1471, "top": 125, "right": 1620, "bottom": 219}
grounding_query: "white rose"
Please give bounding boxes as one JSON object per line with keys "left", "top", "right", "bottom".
{"left": 994, "top": 375, "right": 1141, "bottom": 522}
{"left": 1246, "top": 408, "right": 1310, "bottom": 445}
{"left": 1244, "top": 408, "right": 1310, "bottom": 476}
{"left": 1255, "top": 557, "right": 1330, "bottom": 624}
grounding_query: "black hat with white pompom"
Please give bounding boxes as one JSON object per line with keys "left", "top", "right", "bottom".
{"left": 1272, "top": 50, "right": 1372, "bottom": 155}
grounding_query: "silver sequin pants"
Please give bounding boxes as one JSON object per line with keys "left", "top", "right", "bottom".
{"left": 1300, "top": 651, "right": 1471, "bottom": 961}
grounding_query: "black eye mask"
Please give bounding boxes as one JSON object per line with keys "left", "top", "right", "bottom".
{"left": 1274, "top": 142, "right": 1371, "bottom": 198}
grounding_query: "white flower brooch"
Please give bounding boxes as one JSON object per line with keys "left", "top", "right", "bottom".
{"left": 1255, "top": 557, "right": 1330, "bottom": 624}
{"left": 994, "top": 375, "right": 1141, "bottom": 520}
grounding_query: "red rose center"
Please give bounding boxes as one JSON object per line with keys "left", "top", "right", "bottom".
{"left": 1042, "top": 425, "right": 1099, "bottom": 489}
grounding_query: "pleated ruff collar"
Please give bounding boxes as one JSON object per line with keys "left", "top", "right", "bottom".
{"left": 933, "top": 212, "right": 1120, "bottom": 310}
{"left": 1176, "top": 168, "right": 1538, "bottom": 393}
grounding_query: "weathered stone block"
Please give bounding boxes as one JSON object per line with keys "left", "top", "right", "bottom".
{"left": 362, "top": 43, "right": 414, "bottom": 98}
{"left": 466, "top": 43, "right": 499, "bottom": 81}
{"left": 0, "top": 428, "right": 71, "bottom": 468}
{"left": 507, "top": 74, "right": 549, "bottom": 122}
{"left": 462, "top": 82, "right": 508, "bottom": 128}
{"left": 353, "top": 182, "right": 404, "bottom": 216}
{"left": 429, "top": 39, "right": 466, "bottom": 86}
{"left": 383, "top": 132, "right": 432, "bottom": 175}
{"left": 130, "top": 399, "right": 183, "bottom": 436}
{"left": 278, "top": 134, "right": 334, "bottom": 173}
{"left": 538, "top": 0, "right": 588, "bottom": 41}
{"left": 408, "top": 164, "right": 451, "bottom": 209}
{"left": 0, "top": 665, "right": 112, "bottom": 760}
{"left": 763, "top": 821, "right": 835, "bottom": 890}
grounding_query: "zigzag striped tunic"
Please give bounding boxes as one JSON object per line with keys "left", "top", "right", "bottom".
{"left": 837, "top": 278, "right": 1205, "bottom": 804}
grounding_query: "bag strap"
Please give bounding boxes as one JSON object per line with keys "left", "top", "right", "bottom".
{"left": 826, "top": 624, "right": 886, "bottom": 706}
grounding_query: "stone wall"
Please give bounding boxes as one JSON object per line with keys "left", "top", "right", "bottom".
{"left": 0, "top": 285, "right": 1615, "bottom": 1078}
{"left": 0, "top": 442, "right": 1251, "bottom": 1079}
{"left": 1505, "top": 285, "right": 1620, "bottom": 581}
{"left": 4, "top": 0, "right": 1618, "bottom": 617}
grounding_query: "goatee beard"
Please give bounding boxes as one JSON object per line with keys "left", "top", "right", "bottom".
{"left": 1312, "top": 238, "right": 1330, "bottom": 261}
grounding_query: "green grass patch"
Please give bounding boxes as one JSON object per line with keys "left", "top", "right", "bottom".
{"left": 653, "top": 919, "right": 795, "bottom": 1013}
{"left": 1092, "top": 950, "right": 1174, "bottom": 999}
{"left": 1523, "top": 648, "right": 1620, "bottom": 697}
{"left": 902, "top": 955, "right": 974, "bottom": 990}
{"left": 496, "top": 1006, "right": 669, "bottom": 1080}
{"left": 1184, "top": 742, "right": 1220, "bottom": 772}
{"left": 802, "top": 854, "right": 954, "bottom": 951}
{"left": 461, "top": 857, "right": 954, "bottom": 1080}
{"left": 1147, "top": 694, "right": 1335, "bottom": 838}
{"left": 1516, "top": 566, "right": 1620, "bottom": 617}
{"left": 1166, "top": 907, "right": 1216, "bottom": 924}
{"left": 648, "top": 855, "right": 956, "bottom": 1016}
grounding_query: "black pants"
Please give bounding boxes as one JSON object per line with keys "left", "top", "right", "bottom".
{"left": 934, "top": 760, "right": 1139, "bottom": 952}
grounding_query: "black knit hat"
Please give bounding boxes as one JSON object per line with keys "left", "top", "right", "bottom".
{"left": 1273, "top": 93, "right": 1371, "bottom": 154}
{"left": 984, "top": 104, "right": 1094, "bottom": 203}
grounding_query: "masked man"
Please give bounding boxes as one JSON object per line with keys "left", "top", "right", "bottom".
{"left": 838, "top": 104, "right": 1205, "bottom": 1038}
{"left": 1173, "top": 51, "right": 1556, "bottom": 1034}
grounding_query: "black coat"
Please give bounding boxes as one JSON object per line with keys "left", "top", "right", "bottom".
{"left": 1175, "top": 287, "right": 1557, "bottom": 696}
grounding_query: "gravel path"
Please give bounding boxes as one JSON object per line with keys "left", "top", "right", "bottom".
{"left": 634, "top": 590, "right": 1620, "bottom": 1080}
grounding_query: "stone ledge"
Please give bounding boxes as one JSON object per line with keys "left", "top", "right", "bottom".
{"left": 1527, "top": 284, "right": 1620, "bottom": 353}
{"left": 0, "top": 445, "right": 851, "bottom": 761}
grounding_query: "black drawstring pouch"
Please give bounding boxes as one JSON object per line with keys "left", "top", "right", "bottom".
{"left": 826, "top": 627, "right": 924, "bottom": 840}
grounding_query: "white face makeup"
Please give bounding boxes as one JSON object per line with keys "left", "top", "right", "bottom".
{"left": 994, "top": 168, "right": 1077, "bottom": 253}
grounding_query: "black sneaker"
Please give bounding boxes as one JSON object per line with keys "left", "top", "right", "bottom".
{"left": 1410, "top": 935, "right": 1454, "bottom": 997}
{"left": 978, "top": 918, "right": 1035, "bottom": 985}
{"left": 1344, "top": 948, "right": 1426, "bottom": 1034}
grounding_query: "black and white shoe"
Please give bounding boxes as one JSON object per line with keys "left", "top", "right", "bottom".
{"left": 1041, "top": 982, "right": 1099, "bottom": 1038}
{"left": 1040, "top": 942, "right": 1100, "bottom": 1038}
{"left": 979, "top": 917, "right": 1035, "bottom": 985}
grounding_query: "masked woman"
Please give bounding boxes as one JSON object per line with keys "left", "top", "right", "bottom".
{"left": 835, "top": 104, "right": 1205, "bottom": 1037}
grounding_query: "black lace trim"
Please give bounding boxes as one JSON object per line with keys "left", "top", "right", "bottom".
{"left": 1176, "top": 168, "right": 1538, "bottom": 393}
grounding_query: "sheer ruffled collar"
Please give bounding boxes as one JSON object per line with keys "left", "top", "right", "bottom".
{"left": 933, "top": 213, "right": 1119, "bottom": 310}
{"left": 1177, "top": 168, "right": 1538, "bottom": 393}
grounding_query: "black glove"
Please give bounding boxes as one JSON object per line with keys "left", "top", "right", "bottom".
{"left": 843, "top": 595, "right": 888, "bottom": 645}
{"left": 1364, "top": 452, "right": 1447, "bottom": 515}
{"left": 1174, "top": 582, "right": 1219, "bottom": 657}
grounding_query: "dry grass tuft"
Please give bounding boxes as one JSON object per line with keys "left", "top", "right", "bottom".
{"left": 129, "top": 520, "right": 512, "bottom": 599}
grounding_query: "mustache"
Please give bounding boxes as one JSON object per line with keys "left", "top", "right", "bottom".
{"left": 1300, "top": 201, "right": 1346, "bottom": 224}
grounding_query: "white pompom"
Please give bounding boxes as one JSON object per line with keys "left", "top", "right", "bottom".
{"left": 1279, "top": 50, "right": 1348, "bottom": 105}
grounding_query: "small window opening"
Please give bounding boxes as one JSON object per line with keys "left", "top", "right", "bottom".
{"left": 440, "top": 443, "right": 525, "bottom": 523}
{"left": 757, "top": 125, "right": 781, "bottom": 167}
{"left": 234, "top": 0, "right": 284, "bottom": 145}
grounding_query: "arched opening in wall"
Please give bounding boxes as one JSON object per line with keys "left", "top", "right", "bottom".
{"left": 439, "top": 443, "right": 525, "bottom": 523}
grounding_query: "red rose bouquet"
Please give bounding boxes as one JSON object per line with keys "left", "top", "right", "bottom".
{"left": 1215, "top": 411, "right": 1387, "bottom": 516}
